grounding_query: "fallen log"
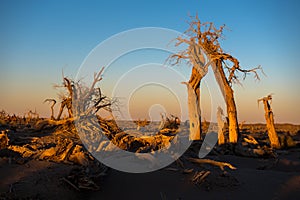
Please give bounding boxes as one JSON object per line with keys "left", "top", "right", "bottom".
{"left": 188, "top": 158, "right": 236, "bottom": 171}
{"left": 243, "top": 135, "right": 259, "bottom": 145}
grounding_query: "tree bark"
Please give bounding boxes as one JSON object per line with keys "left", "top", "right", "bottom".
{"left": 44, "top": 99, "right": 56, "bottom": 120}
{"left": 184, "top": 67, "right": 203, "bottom": 140}
{"left": 185, "top": 83, "right": 201, "bottom": 140}
{"left": 217, "top": 107, "right": 225, "bottom": 145}
{"left": 213, "top": 60, "right": 239, "bottom": 144}
{"left": 262, "top": 98, "right": 280, "bottom": 149}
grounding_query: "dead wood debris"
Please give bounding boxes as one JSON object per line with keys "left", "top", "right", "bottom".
{"left": 234, "top": 144, "right": 277, "bottom": 158}
{"left": 0, "top": 130, "right": 9, "bottom": 149}
{"left": 192, "top": 170, "right": 211, "bottom": 186}
{"left": 82, "top": 116, "right": 180, "bottom": 153}
{"left": 188, "top": 158, "right": 236, "bottom": 171}
{"left": 61, "top": 161, "right": 108, "bottom": 191}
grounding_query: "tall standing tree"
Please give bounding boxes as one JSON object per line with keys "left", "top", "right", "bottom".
{"left": 171, "top": 36, "right": 209, "bottom": 140}
{"left": 171, "top": 15, "right": 262, "bottom": 143}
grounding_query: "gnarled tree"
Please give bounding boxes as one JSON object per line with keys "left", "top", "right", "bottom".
{"left": 57, "top": 78, "right": 74, "bottom": 120}
{"left": 170, "top": 34, "right": 209, "bottom": 140}
{"left": 171, "top": 15, "right": 262, "bottom": 144}
{"left": 45, "top": 67, "right": 113, "bottom": 121}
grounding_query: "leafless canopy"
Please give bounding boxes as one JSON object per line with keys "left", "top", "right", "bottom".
{"left": 45, "top": 67, "right": 114, "bottom": 120}
{"left": 170, "top": 15, "right": 263, "bottom": 85}
{"left": 72, "top": 67, "right": 114, "bottom": 118}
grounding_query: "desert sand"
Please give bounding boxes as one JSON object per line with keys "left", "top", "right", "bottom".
{"left": 0, "top": 115, "right": 300, "bottom": 200}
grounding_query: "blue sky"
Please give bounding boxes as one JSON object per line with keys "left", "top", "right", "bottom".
{"left": 0, "top": 0, "right": 300, "bottom": 123}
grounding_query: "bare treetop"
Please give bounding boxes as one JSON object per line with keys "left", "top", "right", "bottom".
{"left": 171, "top": 15, "right": 263, "bottom": 86}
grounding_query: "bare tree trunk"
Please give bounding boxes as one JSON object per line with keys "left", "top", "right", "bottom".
{"left": 50, "top": 104, "right": 55, "bottom": 120}
{"left": 217, "top": 107, "right": 225, "bottom": 145}
{"left": 213, "top": 60, "right": 239, "bottom": 144}
{"left": 66, "top": 99, "right": 73, "bottom": 118}
{"left": 184, "top": 82, "right": 201, "bottom": 140}
{"left": 171, "top": 17, "right": 262, "bottom": 145}
{"left": 184, "top": 67, "right": 203, "bottom": 140}
{"left": 44, "top": 99, "right": 56, "bottom": 120}
{"left": 260, "top": 96, "right": 280, "bottom": 149}
{"left": 57, "top": 103, "right": 65, "bottom": 121}
{"left": 226, "top": 94, "right": 239, "bottom": 143}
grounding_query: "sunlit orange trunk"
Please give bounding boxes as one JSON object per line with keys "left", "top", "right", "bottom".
{"left": 217, "top": 107, "right": 225, "bottom": 145}
{"left": 262, "top": 99, "right": 280, "bottom": 149}
{"left": 213, "top": 60, "right": 239, "bottom": 144}
{"left": 186, "top": 67, "right": 203, "bottom": 140}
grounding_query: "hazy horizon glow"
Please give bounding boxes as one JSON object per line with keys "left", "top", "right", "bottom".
{"left": 0, "top": 0, "right": 300, "bottom": 124}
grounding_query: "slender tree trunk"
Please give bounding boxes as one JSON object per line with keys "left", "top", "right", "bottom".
{"left": 185, "top": 83, "right": 201, "bottom": 140}
{"left": 262, "top": 99, "right": 280, "bottom": 149}
{"left": 213, "top": 60, "right": 239, "bottom": 144}
{"left": 185, "top": 67, "right": 203, "bottom": 140}
{"left": 57, "top": 103, "right": 65, "bottom": 120}
{"left": 50, "top": 105, "right": 55, "bottom": 120}
{"left": 226, "top": 92, "right": 239, "bottom": 143}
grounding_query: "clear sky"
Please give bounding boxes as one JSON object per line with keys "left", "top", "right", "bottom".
{"left": 0, "top": 0, "right": 300, "bottom": 124}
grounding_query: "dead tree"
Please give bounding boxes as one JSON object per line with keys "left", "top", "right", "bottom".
{"left": 44, "top": 99, "right": 56, "bottom": 120}
{"left": 171, "top": 15, "right": 262, "bottom": 144}
{"left": 170, "top": 34, "right": 209, "bottom": 140}
{"left": 57, "top": 97, "right": 72, "bottom": 120}
{"left": 217, "top": 106, "right": 225, "bottom": 145}
{"left": 71, "top": 67, "right": 113, "bottom": 118}
{"left": 56, "top": 78, "right": 74, "bottom": 120}
{"left": 48, "top": 67, "right": 113, "bottom": 122}
{"left": 258, "top": 94, "right": 280, "bottom": 149}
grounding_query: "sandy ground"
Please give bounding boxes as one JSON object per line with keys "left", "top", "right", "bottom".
{"left": 0, "top": 120, "right": 299, "bottom": 200}
{"left": 1, "top": 149, "right": 300, "bottom": 200}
